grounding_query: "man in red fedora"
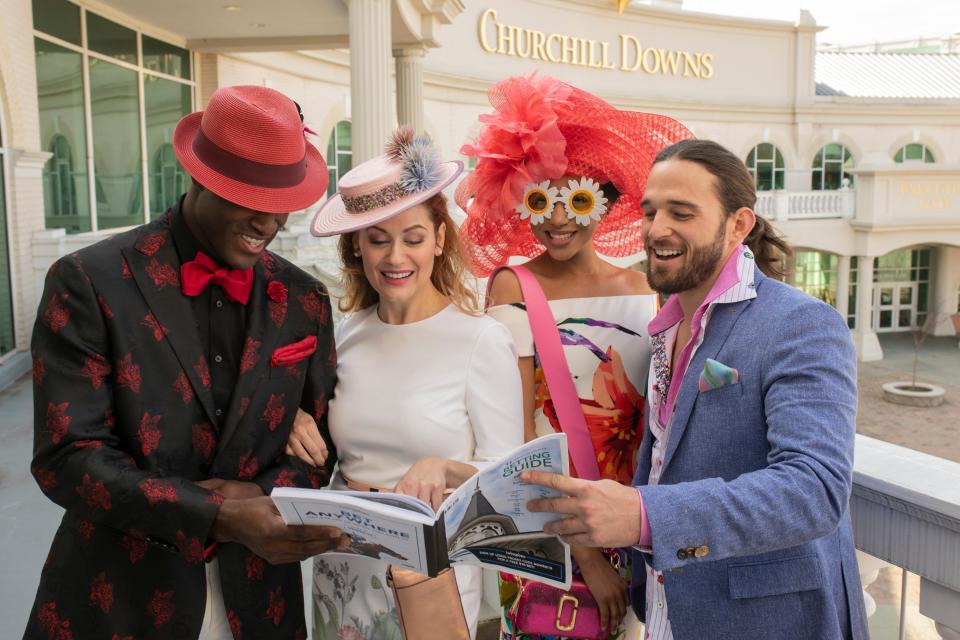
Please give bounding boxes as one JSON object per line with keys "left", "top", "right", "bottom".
{"left": 25, "top": 85, "right": 341, "bottom": 640}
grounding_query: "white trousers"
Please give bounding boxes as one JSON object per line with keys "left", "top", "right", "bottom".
{"left": 197, "top": 559, "right": 233, "bottom": 640}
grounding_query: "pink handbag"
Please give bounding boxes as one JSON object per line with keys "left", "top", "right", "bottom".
{"left": 507, "top": 577, "right": 604, "bottom": 639}
{"left": 488, "top": 266, "right": 606, "bottom": 639}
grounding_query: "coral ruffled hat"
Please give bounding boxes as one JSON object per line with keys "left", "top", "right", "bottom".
{"left": 174, "top": 85, "right": 328, "bottom": 214}
{"left": 456, "top": 74, "right": 694, "bottom": 276}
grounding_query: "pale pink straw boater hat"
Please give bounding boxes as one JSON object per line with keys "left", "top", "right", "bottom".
{"left": 310, "top": 128, "right": 463, "bottom": 236}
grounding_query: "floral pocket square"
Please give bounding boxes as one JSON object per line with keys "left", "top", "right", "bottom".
{"left": 270, "top": 336, "right": 317, "bottom": 368}
{"left": 698, "top": 358, "right": 740, "bottom": 392}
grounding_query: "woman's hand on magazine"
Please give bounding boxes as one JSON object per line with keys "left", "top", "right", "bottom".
{"left": 285, "top": 408, "right": 328, "bottom": 467}
{"left": 394, "top": 456, "right": 449, "bottom": 510}
{"left": 576, "top": 547, "right": 628, "bottom": 633}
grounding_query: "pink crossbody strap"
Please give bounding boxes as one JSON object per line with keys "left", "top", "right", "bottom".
{"left": 487, "top": 265, "right": 601, "bottom": 481}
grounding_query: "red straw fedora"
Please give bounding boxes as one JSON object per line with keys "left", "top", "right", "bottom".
{"left": 173, "top": 85, "right": 328, "bottom": 214}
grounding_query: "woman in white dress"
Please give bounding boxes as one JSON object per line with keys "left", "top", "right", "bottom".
{"left": 288, "top": 129, "right": 523, "bottom": 640}
{"left": 455, "top": 74, "right": 692, "bottom": 640}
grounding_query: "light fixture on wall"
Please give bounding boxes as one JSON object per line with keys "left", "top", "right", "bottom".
{"left": 223, "top": 5, "right": 241, "bottom": 11}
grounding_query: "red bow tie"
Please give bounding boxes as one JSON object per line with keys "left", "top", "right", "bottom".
{"left": 181, "top": 251, "right": 253, "bottom": 305}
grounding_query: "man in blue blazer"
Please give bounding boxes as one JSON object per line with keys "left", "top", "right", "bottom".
{"left": 524, "top": 140, "right": 868, "bottom": 640}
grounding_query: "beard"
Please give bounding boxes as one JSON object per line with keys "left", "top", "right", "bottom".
{"left": 645, "top": 221, "right": 727, "bottom": 295}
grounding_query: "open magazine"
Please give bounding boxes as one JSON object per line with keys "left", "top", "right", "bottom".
{"left": 271, "top": 433, "right": 572, "bottom": 589}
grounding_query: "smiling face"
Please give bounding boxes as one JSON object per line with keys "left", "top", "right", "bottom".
{"left": 183, "top": 184, "right": 288, "bottom": 270}
{"left": 528, "top": 175, "right": 602, "bottom": 262}
{"left": 354, "top": 204, "right": 445, "bottom": 309}
{"left": 641, "top": 159, "right": 752, "bottom": 295}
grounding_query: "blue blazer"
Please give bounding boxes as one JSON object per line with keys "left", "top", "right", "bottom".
{"left": 630, "top": 268, "right": 869, "bottom": 640}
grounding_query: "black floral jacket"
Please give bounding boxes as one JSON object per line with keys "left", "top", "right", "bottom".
{"left": 24, "top": 214, "right": 336, "bottom": 640}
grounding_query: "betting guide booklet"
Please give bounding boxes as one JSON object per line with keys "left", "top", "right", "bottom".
{"left": 271, "top": 433, "right": 572, "bottom": 588}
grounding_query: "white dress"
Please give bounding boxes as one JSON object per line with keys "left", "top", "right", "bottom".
{"left": 313, "top": 304, "right": 524, "bottom": 640}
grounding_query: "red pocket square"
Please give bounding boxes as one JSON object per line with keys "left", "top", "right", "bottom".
{"left": 270, "top": 336, "right": 317, "bottom": 368}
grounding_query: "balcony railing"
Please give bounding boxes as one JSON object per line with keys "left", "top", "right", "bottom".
{"left": 851, "top": 435, "right": 960, "bottom": 639}
{"left": 755, "top": 189, "right": 856, "bottom": 221}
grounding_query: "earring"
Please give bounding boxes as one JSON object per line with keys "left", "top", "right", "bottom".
{"left": 353, "top": 250, "right": 361, "bottom": 257}
{"left": 435, "top": 249, "right": 443, "bottom": 257}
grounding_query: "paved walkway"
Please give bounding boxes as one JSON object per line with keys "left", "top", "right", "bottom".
{"left": 0, "top": 331, "right": 956, "bottom": 637}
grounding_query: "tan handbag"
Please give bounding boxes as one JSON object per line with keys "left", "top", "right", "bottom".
{"left": 387, "top": 566, "right": 470, "bottom": 640}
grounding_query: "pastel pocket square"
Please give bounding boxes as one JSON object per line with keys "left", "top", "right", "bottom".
{"left": 270, "top": 336, "right": 317, "bottom": 367}
{"left": 699, "top": 358, "right": 740, "bottom": 392}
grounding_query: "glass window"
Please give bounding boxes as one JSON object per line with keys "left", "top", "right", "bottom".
{"left": 36, "top": 38, "right": 92, "bottom": 232}
{"left": 33, "top": 0, "right": 81, "bottom": 46}
{"left": 0, "top": 130, "right": 15, "bottom": 356}
{"left": 89, "top": 57, "right": 142, "bottom": 229}
{"left": 812, "top": 143, "right": 854, "bottom": 191}
{"left": 848, "top": 257, "right": 858, "bottom": 329}
{"left": 86, "top": 12, "right": 138, "bottom": 65}
{"left": 894, "top": 143, "right": 935, "bottom": 163}
{"left": 746, "top": 143, "right": 785, "bottom": 191}
{"left": 142, "top": 35, "right": 191, "bottom": 80}
{"left": 792, "top": 250, "right": 838, "bottom": 306}
{"left": 326, "top": 120, "right": 352, "bottom": 196}
{"left": 145, "top": 76, "right": 191, "bottom": 218}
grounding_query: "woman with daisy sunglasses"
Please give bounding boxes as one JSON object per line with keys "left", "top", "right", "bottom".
{"left": 456, "top": 74, "right": 693, "bottom": 640}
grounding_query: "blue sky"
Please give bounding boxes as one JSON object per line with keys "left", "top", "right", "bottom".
{"left": 680, "top": 0, "right": 959, "bottom": 46}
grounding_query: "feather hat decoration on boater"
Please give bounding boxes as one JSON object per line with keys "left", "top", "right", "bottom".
{"left": 455, "top": 73, "right": 694, "bottom": 276}
{"left": 311, "top": 127, "right": 462, "bottom": 236}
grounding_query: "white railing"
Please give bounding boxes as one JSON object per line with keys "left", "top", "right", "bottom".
{"left": 755, "top": 189, "right": 856, "bottom": 221}
{"left": 851, "top": 435, "right": 960, "bottom": 640}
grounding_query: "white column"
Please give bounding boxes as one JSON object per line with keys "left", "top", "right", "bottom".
{"left": 836, "top": 254, "right": 851, "bottom": 320}
{"left": 853, "top": 255, "right": 883, "bottom": 362}
{"left": 348, "top": 0, "right": 394, "bottom": 163}
{"left": 394, "top": 46, "right": 426, "bottom": 133}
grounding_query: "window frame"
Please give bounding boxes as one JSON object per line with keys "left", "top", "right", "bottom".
{"left": 811, "top": 143, "right": 854, "bottom": 191}
{"left": 326, "top": 120, "right": 353, "bottom": 197}
{"left": 894, "top": 143, "right": 936, "bottom": 164}
{"left": 34, "top": 0, "right": 195, "bottom": 233}
{"left": 745, "top": 142, "right": 785, "bottom": 191}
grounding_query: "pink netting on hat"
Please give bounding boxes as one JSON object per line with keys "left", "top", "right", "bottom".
{"left": 456, "top": 74, "right": 694, "bottom": 276}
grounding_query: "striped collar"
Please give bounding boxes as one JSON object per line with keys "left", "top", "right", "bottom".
{"left": 647, "top": 244, "right": 757, "bottom": 336}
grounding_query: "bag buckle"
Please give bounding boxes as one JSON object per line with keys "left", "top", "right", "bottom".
{"left": 556, "top": 593, "right": 579, "bottom": 631}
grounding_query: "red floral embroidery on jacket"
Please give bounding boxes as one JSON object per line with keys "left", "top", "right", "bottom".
{"left": 245, "top": 554, "right": 265, "bottom": 581}
{"left": 269, "top": 298, "right": 287, "bottom": 328}
{"left": 191, "top": 422, "right": 216, "bottom": 462}
{"left": 138, "top": 478, "right": 178, "bottom": 506}
{"left": 274, "top": 469, "right": 297, "bottom": 487}
{"left": 33, "top": 356, "right": 46, "bottom": 386}
{"left": 146, "top": 258, "right": 179, "bottom": 289}
{"left": 141, "top": 312, "right": 169, "bottom": 341}
{"left": 121, "top": 534, "right": 147, "bottom": 564}
{"left": 175, "top": 530, "right": 204, "bottom": 564}
{"left": 78, "top": 520, "right": 95, "bottom": 541}
{"left": 147, "top": 589, "right": 175, "bottom": 628}
{"left": 35, "top": 468, "right": 59, "bottom": 492}
{"left": 313, "top": 396, "right": 327, "bottom": 422}
{"left": 43, "top": 293, "right": 70, "bottom": 333}
{"left": 46, "top": 402, "right": 71, "bottom": 444}
{"left": 38, "top": 601, "right": 73, "bottom": 640}
{"left": 297, "top": 291, "right": 325, "bottom": 322}
{"left": 76, "top": 474, "right": 112, "bottom": 511}
{"left": 137, "top": 412, "right": 163, "bottom": 456}
{"left": 195, "top": 356, "right": 211, "bottom": 387}
{"left": 115, "top": 353, "right": 142, "bottom": 393}
{"left": 120, "top": 255, "right": 132, "bottom": 279}
{"left": 172, "top": 371, "right": 193, "bottom": 404}
{"left": 80, "top": 355, "right": 111, "bottom": 390}
{"left": 262, "top": 393, "right": 286, "bottom": 432}
{"left": 240, "top": 337, "right": 261, "bottom": 374}
{"left": 136, "top": 232, "right": 165, "bottom": 256}
{"left": 228, "top": 610, "right": 242, "bottom": 640}
{"left": 238, "top": 451, "right": 259, "bottom": 480}
{"left": 265, "top": 585, "right": 285, "bottom": 625}
{"left": 97, "top": 293, "right": 114, "bottom": 319}
{"left": 89, "top": 571, "right": 114, "bottom": 613}
{"left": 239, "top": 397, "right": 250, "bottom": 417}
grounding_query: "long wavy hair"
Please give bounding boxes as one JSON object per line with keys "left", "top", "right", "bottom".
{"left": 337, "top": 192, "right": 480, "bottom": 314}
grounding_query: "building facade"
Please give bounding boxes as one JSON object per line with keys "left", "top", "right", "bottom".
{"left": 2, "top": 0, "right": 959, "bottom": 388}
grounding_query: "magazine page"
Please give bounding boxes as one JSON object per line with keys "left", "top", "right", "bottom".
{"left": 272, "top": 488, "right": 442, "bottom": 574}
{"left": 439, "top": 433, "right": 572, "bottom": 588}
